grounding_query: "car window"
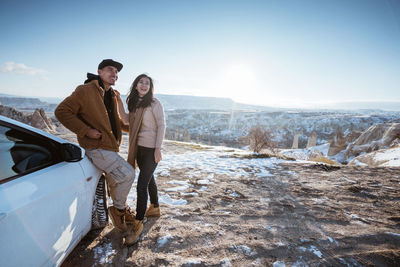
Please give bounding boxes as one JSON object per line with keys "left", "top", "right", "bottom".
{"left": 0, "top": 125, "right": 56, "bottom": 182}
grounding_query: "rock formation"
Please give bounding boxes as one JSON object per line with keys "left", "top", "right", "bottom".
{"left": 344, "top": 123, "right": 400, "bottom": 160}
{"left": 328, "top": 130, "right": 361, "bottom": 156}
{"left": 174, "top": 128, "right": 180, "bottom": 141}
{"left": 306, "top": 131, "right": 317, "bottom": 148}
{"left": 0, "top": 105, "right": 58, "bottom": 134}
{"left": 328, "top": 130, "right": 346, "bottom": 156}
{"left": 31, "top": 108, "right": 56, "bottom": 133}
{"left": 291, "top": 133, "right": 299, "bottom": 149}
{"left": 0, "top": 105, "right": 31, "bottom": 124}
{"left": 183, "top": 128, "right": 191, "bottom": 142}
{"left": 345, "top": 130, "right": 362, "bottom": 144}
{"left": 348, "top": 145, "right": 400, "bottom": 167}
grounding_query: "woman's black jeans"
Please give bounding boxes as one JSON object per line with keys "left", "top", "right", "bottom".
{"left": 135, "top": 146, "right": 159, "bottom": 220}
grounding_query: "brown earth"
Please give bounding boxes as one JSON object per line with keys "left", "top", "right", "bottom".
{"left": 61, "top": 140, "right": 400, "bottom": 267}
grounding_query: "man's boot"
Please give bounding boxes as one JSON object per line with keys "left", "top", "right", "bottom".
{"left": 145, "top": 204, "right": 161, "bottom": 217}
{"left": 108, "top": 206, "right": 127, "bottom": 232}
{"left": 125, "top": 219, "right": 144, "bottom": 245}
{"left": 124, "top": 206, "right": 136, "bottom": 224}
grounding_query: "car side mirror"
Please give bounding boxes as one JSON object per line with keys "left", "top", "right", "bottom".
{"left": 62, "top": 143, "right": 83, "bottom": 162}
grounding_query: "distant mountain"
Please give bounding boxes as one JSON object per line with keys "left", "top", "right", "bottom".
{"left": 310, "top": 101, "right": 400, "bottom": 112}
{"left": 38, "top": 97, "right": 64, "bottom": 104}
{"left": 0, "top": 93, "right": 16, "bottom": 98}
{"left": 0, "top": 96, "right": 57, "bottom": 112}
{"left": 1, "top": 92, "right": 400, "bottom": 112}
{"left": 1, "top": 93, "right": 279, "bottom": 111}
{"left": 154, "top": 94, "right": 280, "bottom": 111}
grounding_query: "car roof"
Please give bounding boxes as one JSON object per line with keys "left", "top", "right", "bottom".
{"left": 0, "top": 115, "right": 70, "bottom": 144}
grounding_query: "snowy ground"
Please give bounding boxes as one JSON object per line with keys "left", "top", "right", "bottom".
{"left": 279, "top": 143, "right": 330, "bottom": 161}
{"left": 280, "top": 142, "right": 400, "bottom": 168}
{"left": 375, "top": 147, "right": 400, "bottom": 167}
{"left": 348, "top": 146, "right": 400, "bottom": 168}
{"left": 60, "top": 137, "right": 400, "bottom": 267}
{"left": 125, "top": 141, "right": 284, "bottom": 207}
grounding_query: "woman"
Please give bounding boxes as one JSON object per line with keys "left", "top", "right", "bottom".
{"left": 115, "top": 74, "right": 166, "bottom": 245}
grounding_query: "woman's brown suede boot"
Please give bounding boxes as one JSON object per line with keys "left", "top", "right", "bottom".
{"left": 145, "top": 204, "right": 161, "bottom": 217}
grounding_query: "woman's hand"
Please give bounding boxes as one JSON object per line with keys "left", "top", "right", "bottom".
{"left": 154, "top": 148, "right": 162, "bottom": 163}
{"left": 114, "top": 90, "right": 129, "bottom": 124}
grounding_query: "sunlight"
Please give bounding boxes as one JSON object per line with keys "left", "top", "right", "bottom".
{"left": 216, "top": 63, "right": 306, "bottom": 107}
{"left": 217, "top": 63, "right": 261, "bottom": 104}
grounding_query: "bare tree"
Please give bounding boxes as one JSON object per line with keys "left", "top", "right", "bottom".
{"left": 243, "top": 126, "right": 276, "bottom": 153}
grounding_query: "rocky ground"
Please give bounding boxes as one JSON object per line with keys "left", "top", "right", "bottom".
{"left": 60, "top": 138, "right": 400, "bottom": 267}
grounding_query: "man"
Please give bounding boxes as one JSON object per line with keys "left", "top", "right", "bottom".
{"left": 55, "top": 59, "right": 135, "bottom": 232}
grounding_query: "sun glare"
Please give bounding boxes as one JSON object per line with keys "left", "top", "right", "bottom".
{"left": 217, "top": 63, "right": 261, "bottom": 105}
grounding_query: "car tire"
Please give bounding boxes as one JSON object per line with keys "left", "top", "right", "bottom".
{"left": 91, "top": 175, "right": 109, "bottom": 229}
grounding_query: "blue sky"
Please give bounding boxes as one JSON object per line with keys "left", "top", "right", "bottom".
{"left": 0, "top": 0, "right": 399, "bottom": 108}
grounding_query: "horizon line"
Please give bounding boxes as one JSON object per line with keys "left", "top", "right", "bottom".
{"left": 1, "top": 92, "right": 400, "bottom": 111}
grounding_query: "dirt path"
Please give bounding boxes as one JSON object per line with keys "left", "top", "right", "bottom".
{"left": 61, "top": 141, "right": 400, "bottom": 266}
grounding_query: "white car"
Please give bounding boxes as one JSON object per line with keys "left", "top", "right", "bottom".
{"left": 0, "top": 115, "right": 108, "bottom": 267}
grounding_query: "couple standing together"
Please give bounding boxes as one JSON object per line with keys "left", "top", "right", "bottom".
{"left": 55, "top": 59, "right": 165, "bottom": 245}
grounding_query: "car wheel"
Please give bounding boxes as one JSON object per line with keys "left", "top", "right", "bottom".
{"left": 91, "top": 175, "right": 109, "bottom": 229}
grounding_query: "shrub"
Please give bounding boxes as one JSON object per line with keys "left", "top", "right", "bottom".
{"left": 242, "top": 126, "right": 276, "bottom": 153}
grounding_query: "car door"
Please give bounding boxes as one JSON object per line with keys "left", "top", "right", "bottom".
{"left": 0, "top": 123, "right": 92, "bottom": 267}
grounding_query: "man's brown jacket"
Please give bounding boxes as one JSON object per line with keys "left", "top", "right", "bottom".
{"left": 55, "top": 80, "right": 127, "bottom": 152}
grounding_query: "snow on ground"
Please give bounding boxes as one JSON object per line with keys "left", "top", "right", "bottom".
{"left": 157, "top": 144, "right": 283, "bottom": 178}
{"left": 126, "top": 143, "right": 286, "bottom": 206}
{"left": 157, "top": 234, "right": 172, "bottom": 248}
{"left": 93, "top": 243, "right": 116, "bottom": 264}
{"left": 350, "top": 159, "right": 368, "bottom": 167}
{"left": 273, "top": 261, "right": 286, "bottom": 267}
{"left": 374, "top": 146, "right": 400, "bottom": 167}
{"left": 280, "top": 143, "right": 330, "bottom": 160}
{"left": 329, "top": 149, "right": 346, "bottom": 163}
{"left": 386, "top": 232, "right": 400, "bottom": 238}
{"left": 281, "top": 142, "right": 400, "bottom": 167}
{"left": 166, "top": 179, "right": 190, "bottom": 185}
{"left": 309, "top": 245, "right": 323, "bottom": 258}
{"left": 159, "top": 193, "right": 187, "bottom": 206}
{"left": 347, "top": 145, "right": 400, "bottom": 167}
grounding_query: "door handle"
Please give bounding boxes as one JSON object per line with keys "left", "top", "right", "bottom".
{"left": 86, "top": 176, "right": 93, "bottom": 182}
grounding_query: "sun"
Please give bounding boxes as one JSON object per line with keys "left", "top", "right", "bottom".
{"left": 217, "top": 63, "right": 260, "bottom": 104}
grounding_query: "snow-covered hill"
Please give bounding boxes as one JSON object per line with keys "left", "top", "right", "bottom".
{"left": 166, "top": 109, "right": 400, "bottom": 148}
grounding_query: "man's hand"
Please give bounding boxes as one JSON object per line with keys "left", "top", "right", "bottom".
{"left": 86, "top": 129, "right": 102, "bottom": 139}
{"left": 154, "top": 148, "right": 162, "bottom": 163}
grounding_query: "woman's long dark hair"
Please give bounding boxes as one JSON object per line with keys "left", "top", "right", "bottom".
{"left": 126, "top": 74, "right": 154, "bottom": 112}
